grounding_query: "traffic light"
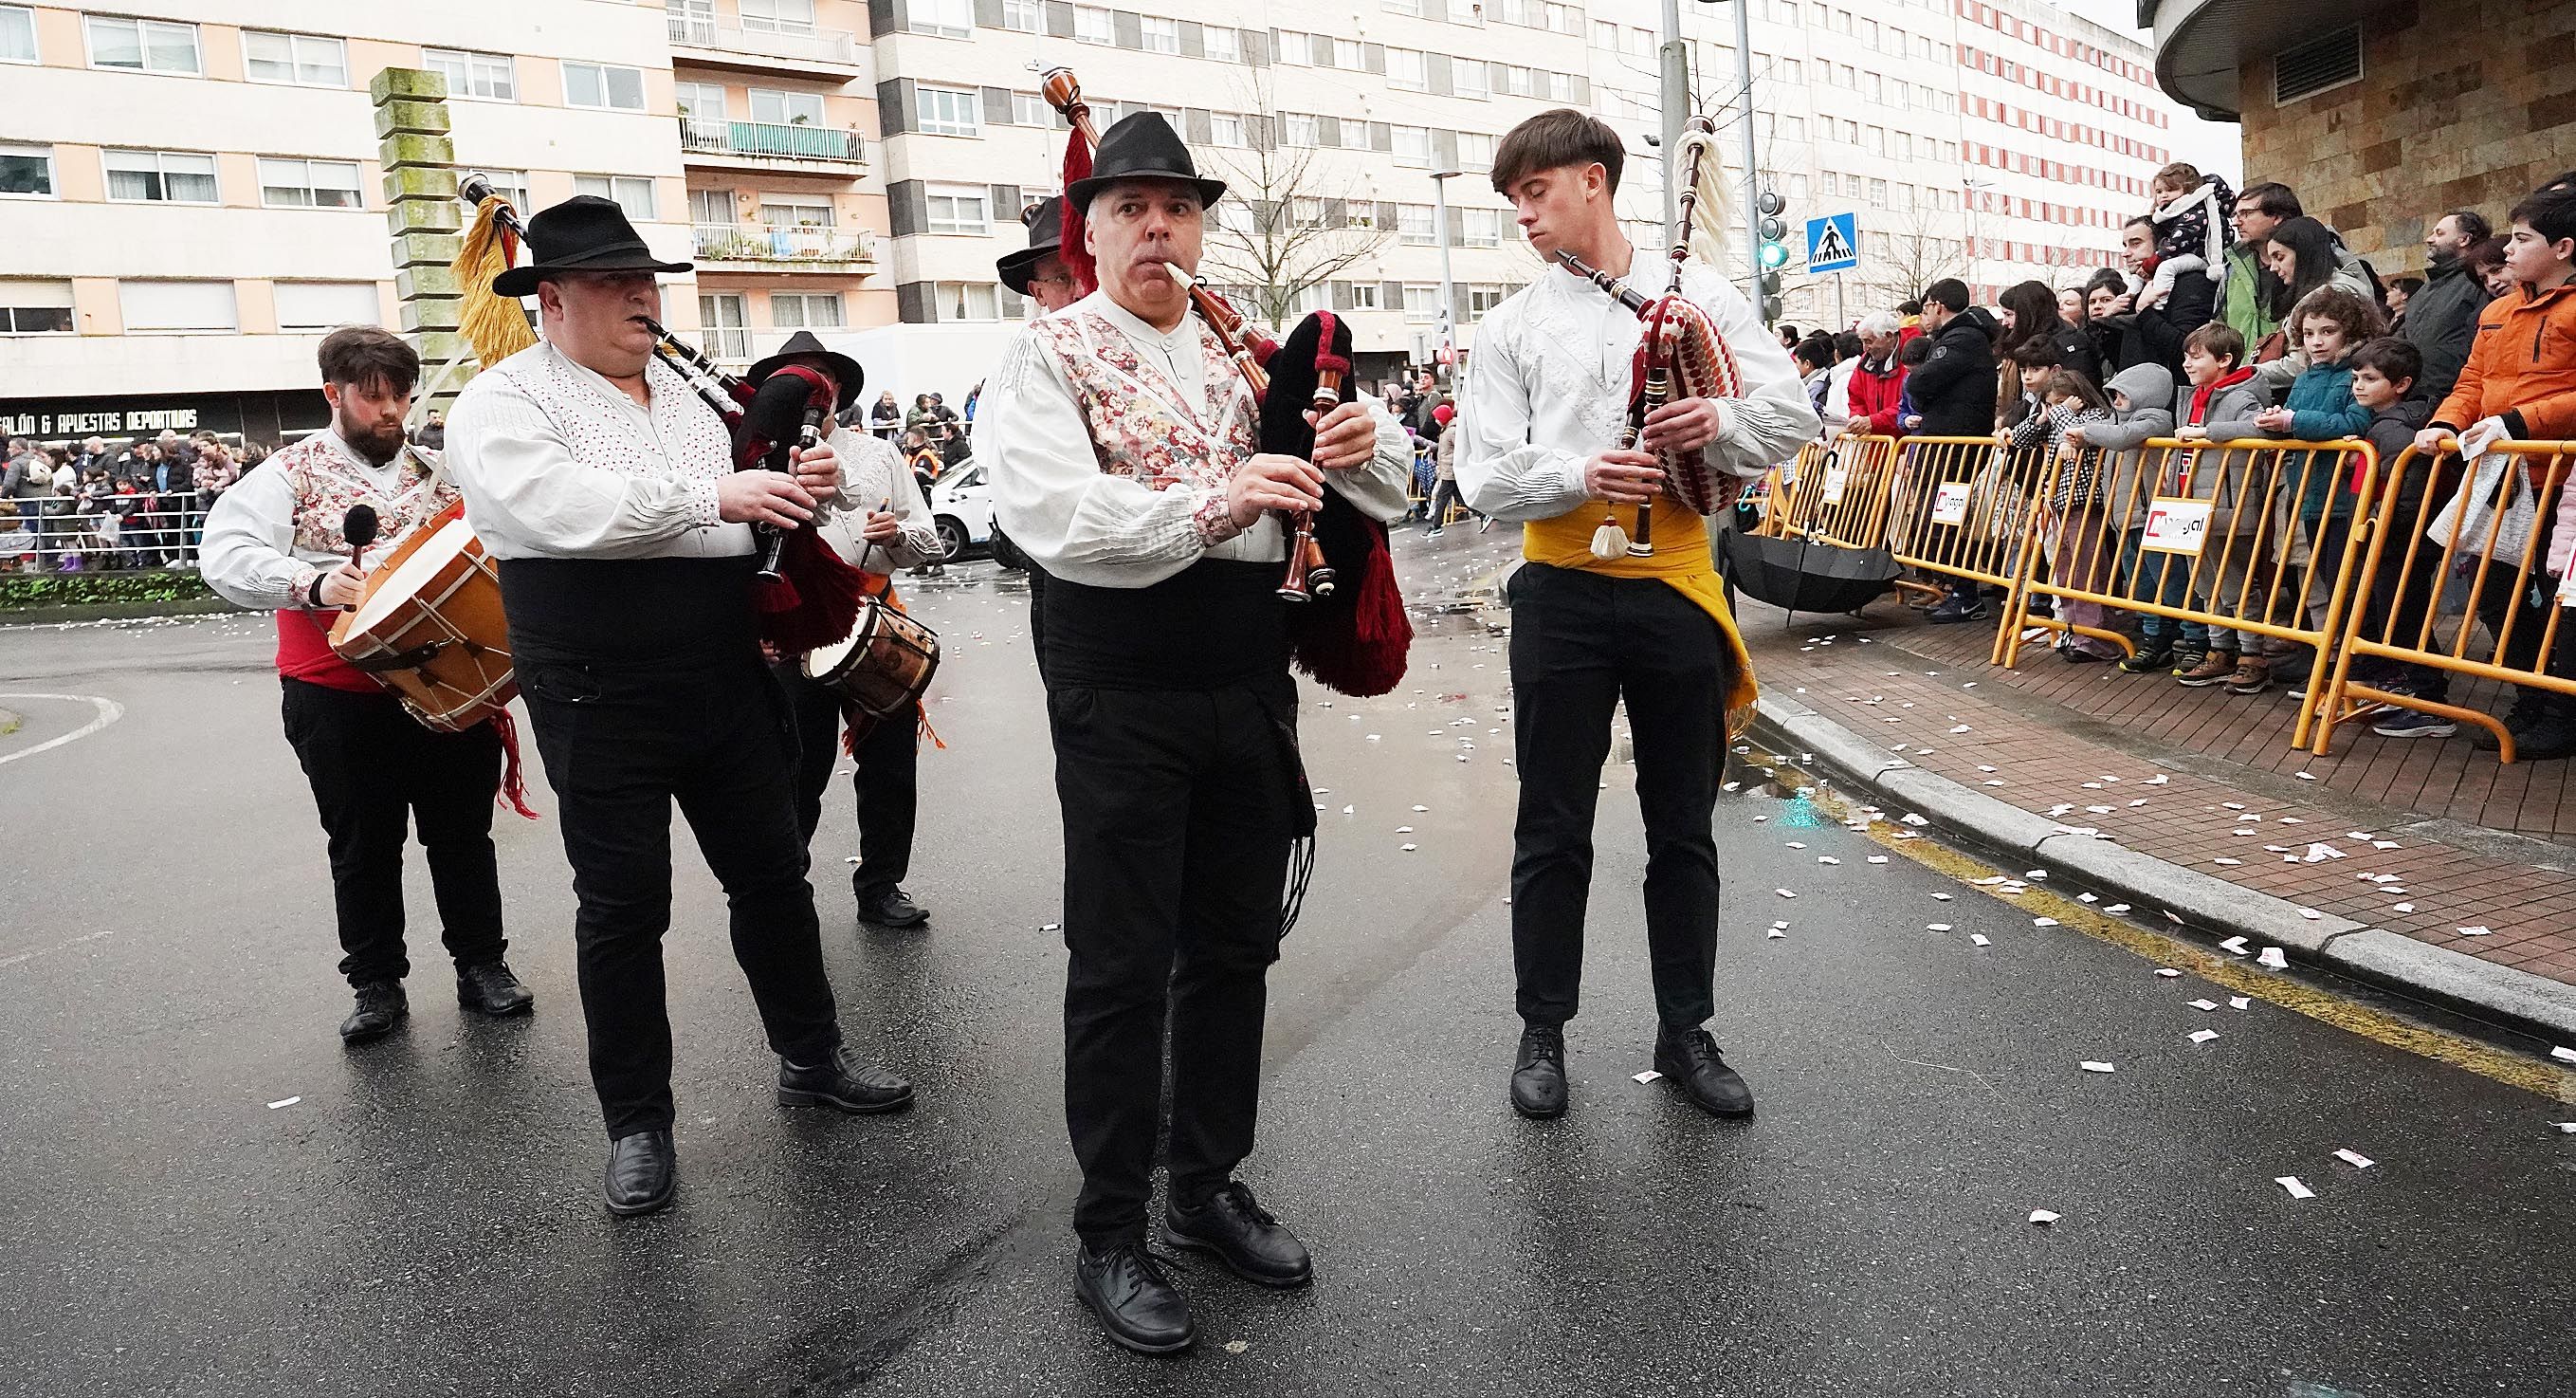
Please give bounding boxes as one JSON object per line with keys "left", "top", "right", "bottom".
{"left": 1755, "top": 187, "right": 1786, "bottom": 322}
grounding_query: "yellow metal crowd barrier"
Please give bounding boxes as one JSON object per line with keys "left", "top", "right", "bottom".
{"left": 2310, "top": 440, "right": 2576, "bottom": 762}
{"left": 1755, "top": 436, "right": 1904, "bottom": 548}
{"left": 1874, "top": 435, "right": 2055, "bottom": 663}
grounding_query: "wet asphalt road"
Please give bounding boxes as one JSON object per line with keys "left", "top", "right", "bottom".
{"left": 3, "top": 533, "right": 2573, "bottom": 1398}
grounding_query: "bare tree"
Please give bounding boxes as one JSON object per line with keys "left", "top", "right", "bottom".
{"left": 1195, "top": 77, "right": 1392, "bottom": 332}
{"left": 1853, "top": 202, "right": 1973, "bottom": 310}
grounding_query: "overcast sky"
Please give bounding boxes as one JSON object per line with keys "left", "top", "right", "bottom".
{"left": 2055, "top": 0, "right": 2245, "bottom": 183}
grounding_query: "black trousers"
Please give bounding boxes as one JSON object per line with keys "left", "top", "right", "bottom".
{"left": 1050, "top": 678, "right": 1297, "bottom": 1248}
{"left": 280, "top": 678, "right": 505, "bottom": 986}
{"left": 782, "top": 664, "right": 919, "bottom": 894}
{"left": 1506, "top": 563, "right": 1729, "bottom": 1032}
{"left": 517, "top": 657, "right": 843, "bottom": 1139}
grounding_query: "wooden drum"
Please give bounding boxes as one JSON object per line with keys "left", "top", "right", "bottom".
{"left": 328, "top": 514, "right": 516, "bottom": 731}
{"left": 803, "top": 598, "right": 941, "bottom": 721}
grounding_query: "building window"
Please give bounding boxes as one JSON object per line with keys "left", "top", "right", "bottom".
{"left": 907, "top": 0, "right": 972, "bottom": 39}
{"left": 1141, "top": 17, "right": 1179, "bottom": 54}
{"left": 674, "top": 82, "right": 726, "bottom": 121}
{"left": 0, "top": 142, "right": 54, "bottom": 197}
{"left": 701, "top": 292, "right": 750, "bottom": 359}
{"left": 478, "top": 171, "right": 532, "bottom": 212}
{"left": 1391, "top": 125, "right": 1429, "bottom": 168}
{"left": 424, "top": 48, "right": 515, "bottom": 101}
{"left": 1330, "top": 37, "right": 1361, "bottom": 69}
{"left": 1402, "top": 284, "right": 1438, "bottom": 321}
{"left": 749, "top": 87, "right": 826, "bottom": 125}
{"left": 1208, "top": 113, "right": 1246, "bottom": 147}
{"left": 257, "top": 157, "right": 362, "bottom": 209}
{"left": 1457, "top": 132, "right": 1493, "bottom": 173}
{"left": 1398, "top": 204, "right": 1434, "bottom": 246}
{"left": 1462, "top": 208, "right": 1501, "bottom": 248}
{"left": 1011, "top": 91, "right": 1051, "bottom": 126}
{"left": 760, "top": 194, "right": 833, "bottom": 227}
{"left": 575, "top": 174, "right": 658, "bottom": 221}
{"left": 0, "top": 280, "right": 73, "bottom": 334}
{"left": 1203, "top": 27, "right": 1239, "bottom": 63}
{"left": 1625, "top": 26, "right": 1653, "bottom": 57}
{"left": 104, "top": 149, "right": 218, "bottom": 204}
{"left": 1453, "top": 60, "right": 1487, "bottom": 99}
{"left": 925, "top": 183, "right": 989, "bottom": 235}
{"left": 741, "top": 0, "right": 818, "bottom": 30}
{"left": 1467, "top": 285, "right": 1507, "bottom": 319}
{"left": 1345, "top": 282, "right": 1381, "bottom": 310}
{"left": 1386, "top": 47, "right": 1425, "bottom": 91}
{"left": 274, "top": 282, "right": 381, "bottom": 331}
{"left": 1290, "top": 197, "right": 1326, "bottom": 229}
{"left": 243, "top": 30, "right": 345, "bottom": 86}
{"left": 773, "top": 291, "right": 844, "bottom": 328}
{"left": 691, "top": 188, "right": 734, "bottom": 227}
{"left": 85, "top": 14, "right": 198, "bottom": 73}
{"left": 1273, "top": 28, "right": 1307, "bottom": 65}
{"left": 563, "top": 63, "right": 646, "bottom": 111}
{"left": 0, "top": 6, "right": 34, "bottom": 64}
{"left": 1000, "top": 0, "right": 1041, "bottom": 32}
{"left": 1284, "top": 113, "right": 1320, "bottom": 148}
{"left": 1592, "top": 19, "right": 1616, "bottom": 48}
{"left": 917, "top": 84, "right": 980, "bottom": 137}
{"left": 1072, "top": 6, "right": 1111, "bottom": 45}
{"left": 938, "top": 281, "right": 1000, "bottom": 321}
{"left": 119, "top": 280, "right": 237, "bottom": 333}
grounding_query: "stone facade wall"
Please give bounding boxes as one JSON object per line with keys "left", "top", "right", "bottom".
{"left": 2236, "top": 0, "right": 2576, "bottom": 277}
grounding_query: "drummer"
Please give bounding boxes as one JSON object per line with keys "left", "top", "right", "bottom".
{"left": 754, "top": 331, "right": 946, "bottom": 929}
{"left": 200, "top": 324, "right": 534, "bottom": 1044}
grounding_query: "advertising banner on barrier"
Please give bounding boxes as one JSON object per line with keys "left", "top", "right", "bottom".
{"left": 1930, "top": 482, "right": 1972, "bottom": 526}
{"left": 2141, "top": 497, "right": 2213, "bottom": 556}
{"left": 1820, "top": 462, "right": 1850, "bottom": 506}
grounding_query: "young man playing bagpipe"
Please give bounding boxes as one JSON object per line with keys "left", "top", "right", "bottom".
{"left": 1456, "top": 109, "right": 1817, "bottom": 1124}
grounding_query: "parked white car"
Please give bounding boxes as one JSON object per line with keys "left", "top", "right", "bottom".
{"left": 927, "top": 461, "right": 993, "bottom": 562}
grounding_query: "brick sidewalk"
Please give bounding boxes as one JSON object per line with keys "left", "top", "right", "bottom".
{"left": 1733, "top": 597, "right": 2576, "bottom": 990}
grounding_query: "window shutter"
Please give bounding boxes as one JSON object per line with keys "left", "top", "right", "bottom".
{"left": 982, "top": 86, "right": 1011, "bottom": 124}
{"left": 1325, "top": 200, "right": 1347, "bottom": 230}
{"left": 1380, "top": 280, "right": 1404, "bottom": 307}
{"left": 1433, "top": 128, "right": 1457, "bottom": 167}
{"left": 1243, "top": 29, "right": 1269, "bottom": 65}
{"left": 1571, "top": 76, "right": 1589, "bottom": 103}
{"left": 1318, "top": 116, "right": 1342, "bottom": 147}
{"left": 1423, "top": 0, "right": 1445, "bottom": 20}
{"left": 1000, "top": 286, "right": 1028, "bottom": 319}
{"left": 1248, "top": 114, "right": 1273, "bottom": 150}
{"left": 1331, "top": 281, "right": 1352, "bottom": 311}
{"left": 1113, "top": 11, "right": 1142, "bottom": 48}
{"left": 1377, "top": 201, "right": 1398, "bottom": 229}
{"left": 1185, "top": 108, "right": 1213, "bottom": 143}
{"left": 973, "top": 0, "right": 1003, "bottom": 25}
{"left": 875, "top": 79, "right": 909, "bottom": 136}
{"left": 897, "top": 281, "right": 933, "bottom": 323}
{"left": 1309, "top": 33, "right": 1331, "bottom": 65}
{"left": 868, "top": 0, "right": 900, "bottom": 36}
{"left": 1369, "top": 121, "right": 1391, "bottom": 152}
{"left": 888, "top": 180, "right": 924, "bottom": 236}
{"left": 1446, "top": 206, "right": 1464, "bottom": 244}
{"left": 1364, "top": 44, "right": 1385, "bottom": 75}
{"left": 1427, "top": 53, "right": 1452, "bottom": 97}
{"left": 991, "top": 184, "right": 1021, "bottom": 224}
{"left": 1179, "top": 20, "right": 1203, "bottom": 58}
{"left": 1045, "top": 2, "right": 1073, "bottom": 38}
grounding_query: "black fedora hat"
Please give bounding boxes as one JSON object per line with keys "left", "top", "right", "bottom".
{"left": 492, "top": 194, "right": 692, "bottom": 297}
{"left": 996, "top": 195, "right": 1067, "bottom": 296}
{"left": 747, "top": 330, "right": 864, "bottom": 411}
{"left": 1064, "top": 112, "right": 1225, "bottom": 213}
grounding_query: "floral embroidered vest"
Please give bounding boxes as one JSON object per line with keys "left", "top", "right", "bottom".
{"left": 273, "top": 432, "right": 459, "bottom": 557}
{"left": 1032, "top": 310, "right": 1258, "bottom": 489}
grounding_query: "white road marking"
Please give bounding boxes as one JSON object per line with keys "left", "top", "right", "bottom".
{"left": 0, "top": 693, "right": 126, "bottom": 768}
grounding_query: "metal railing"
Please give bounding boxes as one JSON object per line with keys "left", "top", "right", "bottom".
{"left": 679, "top": 117, "right": 866, "bottom": 166}
{"left": 3, "top": 487, "right": 211, "bottom": 574}
{"left": 665, "top": 14, "right": 858, "bottom": 64}
{"left": 690, "top": 223, "right": 873, "bottom": 265}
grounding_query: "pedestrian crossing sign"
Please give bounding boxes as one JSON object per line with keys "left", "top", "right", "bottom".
{"left": 1806, "top": 213, "right": 1858, "bottom": 274}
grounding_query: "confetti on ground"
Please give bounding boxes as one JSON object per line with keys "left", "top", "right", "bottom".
{"left": 1041, "top": 923, "right": 1062, "bottom": 931}
{"left": 1867, "top": 855, "right": 1889, "bottom": 864}
{"left": 1413, "top": 804, "right": 1430, "bottom": 812}
{"left": 2220, "top": 936, "right": 2250, "bottom": 955}
{"left": 1930, "top": 892, "right": 1953, "bottom": 901}
{"left": 2297, "top": 909, "right": 2322, "bottom": 920}
{"left": 2296, "top": 771, "right": 2317, "bottom": 781}
{"left": 2144, "top": 773, "right": 2168, "bottom": 784}
{"left": 1396, "top": 826, "right": 1414, "bottom": 834}
{"left": 2552, "top": 1046, "right": 2576, "bottom": 1064}
{"left": 1342, "top": 804, "right": 1354, "bottom": 815}
{"left": 2555, "top": 1123, "right": 2576, "bottom": 1134}
{"left": 2214, "top": 857, "right": 2243, "bottom": 866}
{"left": 2258, "top": 947, "right": 2290, "bottom": 968}
{"left": 1766, "top": 928, "right": 1785, "bottom": 939}
{"left": 2392, "top": 903, "right": 2414, "bottom": 913}
{"left": 2028, "top": 1209, "right": 2058, "bottom": 1225}
{"left": 267, "top": 1096, "right": 300, "bottom": 1110}
{"left": 1818, "top": 855, "right": 1840, "bottom": 865}
{"left": 1775, "top": 889, "right": 1797, "bottom": 899}
{"left": 2154, "top": 968, "right": 2182, "bottom": 978}
{"left": 2457, "top": 925, "right": 2494, "bottom": 937}
{"left": 1633, "top": 1070, "right": 1662, "bottom": 1084}
{"left": 2276, "top": 1176, "right": 2315, "bottom": 1199}
{"left": 2033, "top": 917, "right": 2059, "bottom": 928}
{"left": 2105, "top": 903, "right": 2130, "bottom": 914}
{"left": 2190, "top": 999, "right": 2219, "bottom": 1011}
{"left": 1902, "top": 814, "right": 1928, "bottom": 826}
{"left": 2334, "top": 1149, "right": 2375, "bottom": 1168}
{"left": 2188, "top": 1029, "right": 2219, "bottom": 1044}
{"left": 1225, "top": 1340, "right": 1251, "bottom": 1354}
{"left": 1927, "top": 923, "right": 1951, "bottom": 931}
{"left": 2079, "top": 1061, "right": 2115, "bottom": 1074}
{"left": 1784, "top": 841, "right": 1807, "bottom": 849}
{"left": 2230, "top": 997, "right": 2252, "bottom": 1010}
{"left": 1400, "top": 843, "right": 1418, "bottom": 852}
{"left": 1970, "top": 934, "right": 1991, "bottom": 947}
{"left": 1949, "top": 724, "right": 1971, "bottom": 734}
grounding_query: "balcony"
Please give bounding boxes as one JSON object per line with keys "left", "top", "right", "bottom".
{"left": 692, "top": 223, "right": 876, "bottom": 270}
{"left": 666, "top": 15, "right": 866, "bottom": 79}
{"left": 679, "top": 118, "right": 868, "bottom": 175}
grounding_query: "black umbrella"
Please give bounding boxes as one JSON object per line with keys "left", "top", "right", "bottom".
{"left": 1719, "top": 527, "right": 1901, "bottom": 623}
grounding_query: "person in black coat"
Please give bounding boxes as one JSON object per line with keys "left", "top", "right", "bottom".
{"left": 1903, "top": 281, "right": 2002, "bottom": 622}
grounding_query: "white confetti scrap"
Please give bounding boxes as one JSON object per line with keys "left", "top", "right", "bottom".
{"left": 2555, "top": 1123, "right": 2576, "bottom": 1134}
{"left": 2392, "top": 903, "right": 2414, "bottom": 913}
{"left": 1413, "top": 804, "right": 1430, "bottom": 812}
{"left": 1931, "top": 892, "right": 1953, "bottom": 901}
{"left": 2457, "top": 925, "right": 2494, "bottom": 937}
{"left": 2220, "top": 936, "right": 2250, "bottom": 954}
{"left": 2333, "top": 1149, "right": 2375, "bottom": 1169}
{"left": 1342, "top": 804, "right": 1355, "bottom": 816}
{"left": 2189, "top": 999, "right": 2219, "bottom": 1011}
{"left": 1927, "top": 923, "right": 1952, "bottom": 931}
{"left": 2154, "top": 968, "right": 2182, "bottom": 978}
{"left": 2296, "top": 771, "right": 2316, "bottom": 781}
{"left": 2230, "top": 997, "right": 2251, "bottom": 1010}
{"left": 1818, "top": 855, "right": 1841, "bottom": 865}
{"left": 2034, "top": 917, "right": 2059, "bottom": 928}
{"left": 1775, "top": 889, "right": 1797, "bottom": 899}
{"left": 1633, "top": 1070, "right": 1663, "bottom": 1084}
{"left": 2275, "top": 1176, "right": 2315, "bottom": 1199}
{"left": 2188, "top": 1029, "right": 2219, "bottom": 1044}
{"left": 1903, "top": 814, "right": 1928, "bottom": 826}
{"left": 1400, "top": 843, "right": 1418, "bottom": 852}
{"left": 2551, "top": 1046, "right": 2576, "bottom": 1064}
{"left": 267, "top": 1096, "right": 301, "bottom": 1110}
{"left": 1042, "top": 923, "right": 1062, "bottom": 931}
{"left": 2079, "top": 1061, "right": 2115, "bottom": 1074}
{"left": 1868, "top": 855, "right": 1889, "bottom": 864}
{"left": 2144, "top": 773, "right": 2169, "bottom": 784}
{"left": 1766, "top": 928, "right": 1785, "bottom": 939}
{"left": 1784, "top": 841, "right": 1807, "bottom": 849}
{"left": 2298, "top": 909, "right": 2322, "bottom": 920}
{"left": 2028, "top": 1209, "right": 2059, "bottom": 1225}
{"left": 1397, "top": 826, "right": 1414, "bottom": 834}
{"left": 2105, "top": 903, "right": 2130, "bottom": 914}
{"left": 1949, "top": 724, "right": 1971, "bottom": 734}
{"left": 2257, "top": 947, "right": 2289, "bottom": 968}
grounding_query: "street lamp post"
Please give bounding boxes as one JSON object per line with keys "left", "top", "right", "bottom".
{"left": 1430, "top": 168, "right": 1462, "bottom": 381}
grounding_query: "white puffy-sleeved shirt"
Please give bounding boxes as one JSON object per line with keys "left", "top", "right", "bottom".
{"left": 442, "top": 340, "right": 747, "bottom": 561}
{"left": 812, "top": 426, "right": 941, "bottom": 572}
{"left": 975, "top": 290, "right": 1413, "bottom": 589}
{"left": 1457, "top": 249, "right": 1818, "bottom": 522}
{"left": 199, "top": 430, "right": 456, "bottom": 610}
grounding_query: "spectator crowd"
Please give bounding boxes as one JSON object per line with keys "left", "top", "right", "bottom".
{"left": 2, "top": 428, "right": 260, "bottom": 575}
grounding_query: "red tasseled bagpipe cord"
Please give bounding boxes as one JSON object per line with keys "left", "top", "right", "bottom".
{"left": 485, "top": 708, "right": 540, "bottom": 820}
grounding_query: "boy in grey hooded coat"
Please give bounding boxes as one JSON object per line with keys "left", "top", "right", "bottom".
{"left": 2063, "top": 363, "right": 2178, "bottom": 664}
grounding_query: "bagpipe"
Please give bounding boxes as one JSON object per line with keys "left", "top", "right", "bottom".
{"left": 1550, "top": 115, "right": 1747, "bottom": 561}
{"left": 450, "top": 174, "right": 872, "bottom": 654}
{"left": 1041, "top": 65, "right": 1411, "bottom": 696}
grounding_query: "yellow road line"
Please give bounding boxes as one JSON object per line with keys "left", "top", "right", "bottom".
{"left": 1755, "top": 756, "right": 2576, "bottom": 1101}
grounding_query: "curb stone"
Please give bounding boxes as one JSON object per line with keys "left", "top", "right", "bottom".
{"left": 1753, "top": 690, "right": 2576, "bottom": 1045}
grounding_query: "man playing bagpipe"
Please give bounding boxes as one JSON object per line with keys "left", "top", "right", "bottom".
{"left": 976, "top": 113, "right": 1412, "bottom": 1353}
{"left": 443, "top": 195, "right": 914, "bottom": 1219}
{"left": 1457, "top": 110, "right": 1818, "bottom": 1123}
{"left": 200, "top": 325, "right": 533, "bottom": 1044}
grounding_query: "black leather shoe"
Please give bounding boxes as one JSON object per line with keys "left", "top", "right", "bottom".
{"left": 338, "top": 979, "right": 408, "bottom": 1043}
{"left": 855, "top": 883, "right": 929, "bottom": 928}
{"left": 1164, "top": 1181, "right": 1312, "bottom": 1288}
{"left": 1653, "top": 1027, "right": 1754, "bottom": 1118}
{"left": 1509, "top": 1024, "right": 1567, "bottom": 1119}
{"left": 456, "top": 960, "right": 535, "bottom": 1017}
{"left": 777, "top": 1044, "right": 915, "bottom": 1113}
{"left": 604, "top": 1130, "right": 676, "bottom": 1217}
{"left": 1074, "top": 1242, "right": 1196, "bottom": 1354}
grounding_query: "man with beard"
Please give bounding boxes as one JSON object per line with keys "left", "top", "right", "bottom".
{"left": 2402, "top": 209, "right": 2495, "bottom": 406}
{"left": 200, "top": 325, "right": 533, "bottom": 1042}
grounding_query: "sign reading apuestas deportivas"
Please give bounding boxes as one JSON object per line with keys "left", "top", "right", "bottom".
{"left": 0, "top": 403, "right": 204, "bottom": 437}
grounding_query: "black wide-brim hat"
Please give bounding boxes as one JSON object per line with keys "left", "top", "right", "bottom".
{"left": 747, "top": 330, "right": 864, "bottom": 411}
{"left": 996, "top": 195, "right": 1067, "bottom": 296}
{"left": 492, "top": 194, "right": 692, "bottom": 297}
{"left": 1064, "top": 112, "right": 1226, "bottom": 214}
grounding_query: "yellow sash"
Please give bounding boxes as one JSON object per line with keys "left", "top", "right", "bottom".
{"left": 1522, "top": 497, "right": 1760, "bottom": 739}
